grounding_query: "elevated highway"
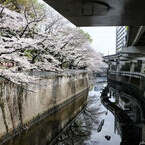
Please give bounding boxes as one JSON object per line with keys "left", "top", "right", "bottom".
{"left": 103, "top": 26, "right": 145, "bottom": 75}
{"left": 44, "top": 0, "right": 145, "bottom": 26}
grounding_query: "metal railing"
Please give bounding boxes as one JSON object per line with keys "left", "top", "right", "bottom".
{"left": 109, "top": 70, "right": 145, "bottom": 78}
{"left": 28, "top": 70, "right": 89, "bottom": 77}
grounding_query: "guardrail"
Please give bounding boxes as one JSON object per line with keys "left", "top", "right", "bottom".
{"left": 108, "top": 70, "right": 145, "bottom": 78}
{"left": 28, "top": 70, "right": 89, "bottom": 77}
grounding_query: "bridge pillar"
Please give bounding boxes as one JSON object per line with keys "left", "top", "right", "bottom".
{"left": 130, "top": 61, "right": 135, "bottom": 72}
{"left": 109, "top": 63, "right": 112, "bottom": 71}
{"left": 116, "top": 61, "right": 120, "bottom": 72}
{"left": 141, "top": 61, "right": 145, "bottom": 73}
{"left": 142, "top": 126, "right": 145, "bottom": 142}
{"left": 115, "top": 95, "right": 119, "bottom": 104}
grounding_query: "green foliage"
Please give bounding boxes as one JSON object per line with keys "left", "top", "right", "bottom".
{"left": 0, "top": 0, "right": 45, "bottom": 13}
{"left": 47, "top": 58, "right": 52, "bottom": 63}
{"left": 134, "top": 63, "right": 141, "bottom": 72}
{"left": 34, "top": 58, "right": 38, "bottom": 62}
{"left": 120, "top": 63, "right": 130, "bottom": 71}
{"left": 79, "top": 28, "right": 93, "bottom": 43}
{"left": 6, "top": 30, "right": 16, "bottom": 36}
{"left": 24, "top": 50, "right": 32, "bottom": 58}
{"left": 62, "top": 62, "right": 69, "bottom": 68}
{"left": 84, "top": 32, "right": 93, "bottom": 42}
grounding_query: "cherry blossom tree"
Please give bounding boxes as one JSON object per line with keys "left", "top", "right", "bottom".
{"left": 0, "top": 2, "right": 106, "bottom": 85}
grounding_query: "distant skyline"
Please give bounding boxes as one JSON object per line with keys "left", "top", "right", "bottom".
{"left": 81, "top": 27, "right": 116, "bottom": 56}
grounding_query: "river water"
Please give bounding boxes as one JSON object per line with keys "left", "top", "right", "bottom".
{"left": 88, "top": 83, "right": 121, "bottom": 145}
{"left": 3, "top": 78, "right": 145, "bottom": 145}
{"left": 56, "top": 78, "right": 145, "bottom": 145}
{"left": 55, "top": 80, "right": 121, "bottom": 145}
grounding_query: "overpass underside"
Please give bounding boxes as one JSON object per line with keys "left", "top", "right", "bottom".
{"left": 44, "top": 0, "right": 145, "bottom": 26}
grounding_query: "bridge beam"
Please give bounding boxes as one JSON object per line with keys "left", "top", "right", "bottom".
{"left": 44, "top": 0, "right": 145, "bottom": 26}
{"left": 122, "top": 46, "right": 145, "bottom": 54}
{"left": 131, "top": 26, "right": 145, "bottom": 46}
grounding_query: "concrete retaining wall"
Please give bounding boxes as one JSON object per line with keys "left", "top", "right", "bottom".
{"left": 0, "top": 71, "right": 89, "bottom": 141}
{"left": 108, "top": 72, "right": 145, "bottom": 98}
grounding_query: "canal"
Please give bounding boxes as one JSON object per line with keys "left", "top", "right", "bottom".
{"left": 55, "top": 79, "right": 121, "bottom": 145}
{"left": 3, "top": 77, "right": 145, "bottom": 145}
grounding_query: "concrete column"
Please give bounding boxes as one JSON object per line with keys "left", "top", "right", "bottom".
{"left": 141, "top": 61, "right": 145, "bottom": 73}
{"left": 116, "top": 61, "right": 120, "bottom": 72}
{"left": 116, "top": 64, "right": 119, "bottom": 72}
{"left": 109, "top": 63, "right": 112, "bottom": 71}
{"left": 142, "top": 125, "right": 145, "bottom": 142}
{"left": 130, "top": 61, "right": 135, "bottom": 72}
{"left": 115, "top": 95, "right": 119, "bottom": 104}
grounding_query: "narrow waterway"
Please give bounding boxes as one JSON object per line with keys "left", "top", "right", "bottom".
{"left": 55, "top": 77, "right": 145, "bottom": 145}
{"left": 55, "top": 80, "right": 121, "bottom": 145}
{"left": 3, "top": 77, "right": 145, "bottom": 145}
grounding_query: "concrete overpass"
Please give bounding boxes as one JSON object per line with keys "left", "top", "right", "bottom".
{"left": 103, "top": 26, "right": 145, "bottom": 73}
{"left": 44, "top": 0, "right": 145, "bottom": 26}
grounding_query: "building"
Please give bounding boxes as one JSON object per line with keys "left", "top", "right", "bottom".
{"left": 116, "top": 26, "right": 127, "bottom": 53}
{"left": 104, "top": 26, "right": 145, "bottom": 74}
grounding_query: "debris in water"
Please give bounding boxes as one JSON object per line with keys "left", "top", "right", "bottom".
{"left": 97, "top": 119, "right": 104, "bottom": 132}
{"left": 105, "top": 135, "right": 111, "bottom": 141}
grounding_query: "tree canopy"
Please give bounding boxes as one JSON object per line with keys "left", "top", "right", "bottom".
{"left": 0, "top": 1, "right": 106, "bottom": 85}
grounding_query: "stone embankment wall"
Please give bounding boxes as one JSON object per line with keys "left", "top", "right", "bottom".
{"left": 0, "top": 71, "right": 89, "bottom": 141}
{"left": 108, "top": 72, "right": 145, "bottom": 98}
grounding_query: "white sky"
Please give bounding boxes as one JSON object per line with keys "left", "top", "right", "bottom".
{"left": 81, "top": 27, "right": 116, "bottom": 56}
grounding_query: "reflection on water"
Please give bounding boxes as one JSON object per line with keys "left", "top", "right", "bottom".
{"left": 55, "top": 88, "right": 106, "bottom": 144}
{"left": 3, "top": 92, "right": 88, "bottom": 145}
{"left": 56, "top": 80, "right": 145, "bottom": 145}
{"left": 101, "top": 86, "right": 145, "bottom": 145}
{"left": 56, "top": 82, "right": 121, "bottom": 145}
{"left": 3, "top": 79, "right": 145, "bottom": 145}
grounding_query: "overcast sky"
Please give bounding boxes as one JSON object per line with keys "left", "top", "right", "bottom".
{"left": 81, "top": 27, "right": 116, "bottom": 56}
